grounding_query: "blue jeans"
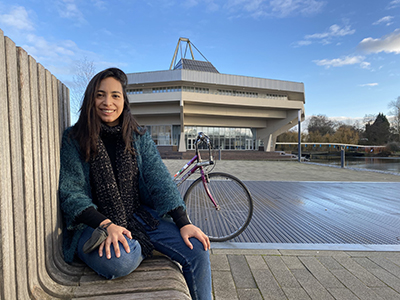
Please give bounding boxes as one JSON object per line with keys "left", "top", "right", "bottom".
{"left": 77, "top": 206, "right": 212, "bottom": 300}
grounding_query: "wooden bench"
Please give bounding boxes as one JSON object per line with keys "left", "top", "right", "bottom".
{"left": 0, "top": 29, "right": 190, "bottom": 300}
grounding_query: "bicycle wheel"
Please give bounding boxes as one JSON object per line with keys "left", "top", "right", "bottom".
{"left": 183, "top": 172, "right": 253, "bottom": 242}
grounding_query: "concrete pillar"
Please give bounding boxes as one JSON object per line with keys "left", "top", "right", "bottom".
{"left": 179, "top": 100, "right": 186, "bottom": 152}
{"left": 179, "top": 132, "right": 186, "bottom": 152}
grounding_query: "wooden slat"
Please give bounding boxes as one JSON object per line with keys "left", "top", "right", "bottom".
{"left": 36, "top": 63, "right": 75, "bottom": 295}
{"left": 28, "top": 54, "right": 48, "bottom": 298}
{"left": 38, "top": 66, "right": 73, "bottom": 293}
{"left": 0, "top": 29, "right": 16, "bottom": 300}
{"left": 17, "top": 45, "right": 38, "bottom": 297}
{"left": 74, "top": 257, "right": 190, "bottom": 298}
{"left": 5, "top": 35, "right": 27, "bottom": 300}
{"left": 50, "top": 74, "right": 59, "bottom": 260}
{"left": 36, "top": 62, "right": 49, "bottom": 285}
{"left": 42, "top": 68, "right": 52, "bottom": 266}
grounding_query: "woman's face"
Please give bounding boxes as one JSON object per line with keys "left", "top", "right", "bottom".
{"left": 95, "top": 77, "right": 124, "bottom": 127}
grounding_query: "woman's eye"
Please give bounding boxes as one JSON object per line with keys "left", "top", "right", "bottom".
{"left": 96, "top": 93, "right": 104, "bottom": 98}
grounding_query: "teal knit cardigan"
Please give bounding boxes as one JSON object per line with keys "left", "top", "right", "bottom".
{"left": 59, "top": 127, "right": 185, "bottom": 263}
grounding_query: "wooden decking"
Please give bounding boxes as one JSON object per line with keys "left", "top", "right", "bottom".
{"left": 183, "top": 181, "right": 400, "bottom": 246}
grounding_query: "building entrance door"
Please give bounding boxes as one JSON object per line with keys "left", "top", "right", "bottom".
{"left": 246, "top": 139, "right": 254, "bottom": 150}
{"left": 187, "top": 138, "right": 196, "bottom": 150}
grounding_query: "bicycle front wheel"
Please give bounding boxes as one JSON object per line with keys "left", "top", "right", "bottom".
{"left": 183, "top": 172, "right": 253, "bottom": 242}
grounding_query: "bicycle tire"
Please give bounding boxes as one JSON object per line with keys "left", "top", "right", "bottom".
{"left": 183, "top": 172, "right": 253, "bottom": 242}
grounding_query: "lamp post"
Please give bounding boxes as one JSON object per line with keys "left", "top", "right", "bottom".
{"left": 341, "top": 146, "right": 345, "bottom": 168}
{"left": 298, "top": 110, "right": 301, "bottom": 162}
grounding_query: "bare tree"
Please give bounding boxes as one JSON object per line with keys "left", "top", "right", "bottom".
{"left": 388, "top": 96, "right": 400, "bottom": 141}
{"left": 307, "top": 114, "right": 335, "bottom": 136}
{"left": 70, "top": 57, "right": 96, "bottom": 117}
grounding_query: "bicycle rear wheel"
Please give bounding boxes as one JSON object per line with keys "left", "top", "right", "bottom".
{"left": 183, "top": 172, "right": 253, "bottom": 242}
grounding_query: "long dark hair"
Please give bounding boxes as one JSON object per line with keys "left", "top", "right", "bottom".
{"left": 72, "top": 67, "right": 144, "bottom": 161}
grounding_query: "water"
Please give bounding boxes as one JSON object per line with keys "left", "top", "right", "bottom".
{"left": 309, "top": 156, "right": 400, "bottom": 173}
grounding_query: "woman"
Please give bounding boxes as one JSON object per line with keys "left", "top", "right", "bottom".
{"left": 59, "top": 67, "right": 211, "bottom": 300}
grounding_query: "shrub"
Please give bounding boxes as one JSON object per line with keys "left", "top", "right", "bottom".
{"left": 385, "top": 142, "right": 400, "bottom": 153}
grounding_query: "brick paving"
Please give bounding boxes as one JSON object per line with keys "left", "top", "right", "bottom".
{"left": 210, "top": 250, "right": 400, "bottom": 300}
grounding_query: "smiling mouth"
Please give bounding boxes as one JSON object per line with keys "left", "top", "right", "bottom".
{"left": 101, "top": 109, "right": 115, "bottom": 113}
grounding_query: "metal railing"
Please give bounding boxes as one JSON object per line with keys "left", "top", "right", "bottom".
{"left": 275, "top": 142, "right": 387, "bottom": 168}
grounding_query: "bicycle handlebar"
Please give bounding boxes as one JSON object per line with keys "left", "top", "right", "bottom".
{"left": 195, "top": 132, "right": 215, "bottom": 167}
{"left": 196, "top": 132, "right": 211, "bottom": 145}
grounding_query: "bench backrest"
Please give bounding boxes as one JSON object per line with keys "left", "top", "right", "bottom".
{"left": 0, "top": 29, "right": 73, "bottom": 299}
{"left": 0, "top": 30, "right": 192, "bottom": 300}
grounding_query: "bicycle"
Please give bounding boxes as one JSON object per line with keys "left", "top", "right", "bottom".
{"left": 172, "top": 132, "right": 253, "bottom": 242}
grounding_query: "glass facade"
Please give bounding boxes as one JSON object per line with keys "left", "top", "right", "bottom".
{"left": 145, "top": 125, "right": 259, "bottom": 150}
{"left": 144, "top": 125, "right": 182, "bottom": 146}
{"left": 145, "top": 125, "right": 172, "bottom": 145}
{"left": 172, "top": 125, "right": 181, "bottom": 146}
{"left": 184, "top": 126, "right": 256, "bottom": 150}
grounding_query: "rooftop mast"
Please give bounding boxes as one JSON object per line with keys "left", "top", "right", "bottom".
{"left": 170, "top": 37, "right": 210, "bottom": 70}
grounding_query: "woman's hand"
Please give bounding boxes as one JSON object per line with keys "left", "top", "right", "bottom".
{"left": 98, "top": 220, "right": 132, "bottom": 259}
{"left": 180, "top": 224, "right": 210, "bottom": 251}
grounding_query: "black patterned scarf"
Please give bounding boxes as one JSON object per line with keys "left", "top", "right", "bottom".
{"left": 89, "top": 124, "right": 158, "bottom": 257}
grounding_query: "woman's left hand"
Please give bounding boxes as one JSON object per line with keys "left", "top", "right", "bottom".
{"left": 180, "top": 224, "right": 210, "bottom": 251}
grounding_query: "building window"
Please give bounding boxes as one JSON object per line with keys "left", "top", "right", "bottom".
{"left": 147, "top": 125, "right": 172, "bottom": 145}
{"left": 127, "top": 89, "right": 143, "bottom": 94}
{"left": 151, "top": 86, "right": 182, "bottom": 93}
{"left": 183, "top": 86, "right": 209, "bottom": 93}
{"left": 218, "top": 89, "right": 259, "bottom": 98}
{"left": 266, "top": 93, "right": 287, "bottom": 99}
{"left": 172, "top": 125, "right": 181, "bottom": 146}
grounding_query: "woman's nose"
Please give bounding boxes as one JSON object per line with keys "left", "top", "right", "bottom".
{"left": 103, "top": 94, "right": 113, "bottom": 105}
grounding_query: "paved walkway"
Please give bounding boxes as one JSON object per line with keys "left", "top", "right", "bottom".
{"left": 210, "top": 248, "right": 400, "bottom": 300}
{"left": 163, "top": 159, "right": 400, "bottom": 182}
{"left": 164, "top": 159, "right": 400, "bottom": 299}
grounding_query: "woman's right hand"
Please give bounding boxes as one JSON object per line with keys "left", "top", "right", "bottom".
{"left": 98, "top": 220, "right": 132, "bottom": 259}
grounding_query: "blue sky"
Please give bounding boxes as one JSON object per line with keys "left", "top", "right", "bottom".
{"left": 1, "top": 0, "right": 400, "bottom": 124}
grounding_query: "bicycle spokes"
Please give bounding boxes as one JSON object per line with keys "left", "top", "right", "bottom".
{"left": 184, "top": 172, "right": 253, "bottom": 242}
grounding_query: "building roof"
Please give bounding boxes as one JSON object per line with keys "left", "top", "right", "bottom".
{"left": 174, "top": 58, "right": 219, "bottom": 73}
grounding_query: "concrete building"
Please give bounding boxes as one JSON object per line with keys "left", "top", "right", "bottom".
{"left": 126, "top": 41, "right": 305, "bottom": 154}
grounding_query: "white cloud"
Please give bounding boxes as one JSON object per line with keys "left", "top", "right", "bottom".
{"left": 360, "top": 61, "right": 371, "bottom": 69}
{"left": 181, "top": 0, "right": 219, "bottom": 12}
{"left": 206, "top": 1, "right": 219, "bottom": 12}
{"left": 183, "top": 0, "right": 199, "bottom": 8}
{"left": 269, "top": 0, "right": 325, "bottom": 17}
{"left": 358, "top": 29, "right": 400, "bottom": 54}
{"left": 0, "top": 3, "right": 90, "bottom": 71}
{"left": 292, "top": 40, "right": 312, "bottom": 47}
{"left": 388, "top": 0, "right": 400, "bottom": 9}
{"left": 57, "top": 0, "right": 86, "bottom": 24}
{"left": 293, "top": 24, "right": 355, "bottom": 47}
{"left": 313, "top": 55, "right": 368, "bottom": 68}
{"left": 359, "top": 83, "right": 378, "bottom": 87}
{"left": 373, "top": 16, "right": 394, "bottom": 26}
{"left": 224, "top": 0, "right": 325, "bottom": 18}
{"left": 0, "top": 6, "right": 35, "bottom": 31}
{"left": 23, "top": 34, "right": 76, "bottom": 61}
{"left": 329, "top": 116, "right": 364, "bottom": 125}
{"left": 91, "top": 0, "right": 107, "bottom": 10}
{"left": 306, "top": 24, "right": 355, "bottom": 39}
{"left": 224, "top": 0, "right": 264, "bottom": 16}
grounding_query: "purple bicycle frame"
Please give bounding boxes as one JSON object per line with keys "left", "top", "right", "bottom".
{"left": 172, "top": 154, "right": 220, "bottom": 210}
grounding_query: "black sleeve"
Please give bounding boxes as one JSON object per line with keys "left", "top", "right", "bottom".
{"left": 168, "top": 206, "right": 191, "bottom": 229}
{"left": 75, "top": 207, "right": 108, "bottom": 229}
